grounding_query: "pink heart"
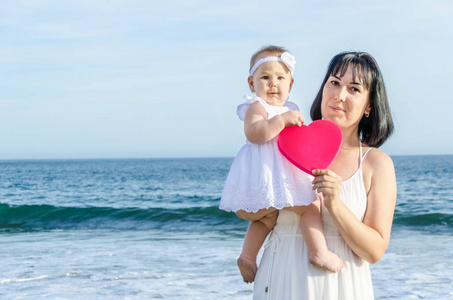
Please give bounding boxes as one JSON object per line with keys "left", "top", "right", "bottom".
{"left": 278, "top": 120, "right": 342, "bottom": 175}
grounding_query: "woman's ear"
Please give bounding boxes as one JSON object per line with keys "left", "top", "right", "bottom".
{"left": 247, "top": 76, "right": 255, "bottom": 92}
{"left": 365, "top": 103, "right": 372, "bottom": 117}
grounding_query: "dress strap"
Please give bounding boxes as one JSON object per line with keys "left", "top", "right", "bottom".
{"left": 359, "top": 142, "right": 363, "bottom": 161}
{"left": 360, "top": 144, "right": 373, "bottom": 165}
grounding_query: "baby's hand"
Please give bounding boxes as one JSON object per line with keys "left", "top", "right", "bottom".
{"left": 281, "top": 111, "right": 305, "bottom": 127}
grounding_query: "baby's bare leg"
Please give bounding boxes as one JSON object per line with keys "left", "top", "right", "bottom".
{"left": 236, "top": 207, "right": 277, "bottom": 221}
{"left": 285, "top": 205, "right": 310, "bottom": 215}
{"left": 237, "top": 210, "right": 279, "bottom": 283}
{"left": 298, "top": 201, "right": 344, "bottom": 273}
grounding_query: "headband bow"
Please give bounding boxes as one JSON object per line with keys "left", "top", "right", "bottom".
{"left": 249, "top": 52, "right": 296, "bottom": 77}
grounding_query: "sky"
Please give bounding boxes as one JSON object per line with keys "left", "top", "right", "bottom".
{"left": 1, "top": 0, "right": 453, "bottom": 159}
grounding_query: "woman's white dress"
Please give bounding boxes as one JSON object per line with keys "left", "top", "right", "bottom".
{"left": 253, "top": 145, "right": 374, "bottom": 300}
{"left": 219, "top": 96, "right": 316, "bottom": 213}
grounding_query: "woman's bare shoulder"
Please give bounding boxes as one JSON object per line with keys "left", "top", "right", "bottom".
{"left": 364, "top": 147, "right": 395, "bottom": 178}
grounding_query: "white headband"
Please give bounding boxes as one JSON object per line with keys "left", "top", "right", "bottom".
{"left": 249, "top": 51, "right": 296, "bottom": 77}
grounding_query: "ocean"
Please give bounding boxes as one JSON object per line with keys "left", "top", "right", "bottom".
{"left": 0, "top": 156, "right": 452, "bottom": 299}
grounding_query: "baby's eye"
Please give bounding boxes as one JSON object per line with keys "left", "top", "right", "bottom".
{"left": 261, "top": 75, "right": 269, "bottom": 80}
{"left": 278, "top": 76, "right": 285, "bottom": 80}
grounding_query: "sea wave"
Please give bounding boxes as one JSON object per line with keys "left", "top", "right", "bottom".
{"left": 393, "top": 212, "right": 453, "bottom": 228}
{"left": 2, "top": 202, "right": 451, "bottom": 233}
{"left": 0, "top": 203, "right": 239, "bottom": 232}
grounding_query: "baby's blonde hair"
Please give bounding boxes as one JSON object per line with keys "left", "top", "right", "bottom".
{"left": 249, "top": 45, "right": 289, "bottom": 72}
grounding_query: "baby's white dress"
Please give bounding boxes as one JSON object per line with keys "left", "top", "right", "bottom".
{"left": 253, "top": 145, "right": 375, "bottom": 300}
{"left": 219, "top": 96, "right": 316, "bottom": 213}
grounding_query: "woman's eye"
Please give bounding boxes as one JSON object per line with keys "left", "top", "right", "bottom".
{"left": 350, "top": 87, "right": 360, "bottom": 93}
{"left": 331, "top": 80, "right": 339, "bottom": 86}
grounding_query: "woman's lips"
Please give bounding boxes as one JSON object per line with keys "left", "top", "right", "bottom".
{"left": 330, "top": 105, "right": 344, "bottom": 112}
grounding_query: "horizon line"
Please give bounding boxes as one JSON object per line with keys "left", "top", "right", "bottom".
{"left": 0, "top": 153, "right": 452, "bottom": 162}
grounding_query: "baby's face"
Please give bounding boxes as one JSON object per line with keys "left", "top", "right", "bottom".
{"left": 248, "top": 60, "right": 293, "bottom": 107}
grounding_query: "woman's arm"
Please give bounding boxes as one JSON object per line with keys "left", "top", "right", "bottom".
{"left": 244, "top": 102, "right": 304, "bottom": 144}
{"left": 312, "top": 150, "right": 397, "bottom": 263}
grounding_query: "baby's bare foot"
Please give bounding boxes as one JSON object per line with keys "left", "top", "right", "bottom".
{"left": 309, "top": 250, "right": 344, "bottom": 273}
{"left": 237, "top": 255, "right": 257, "bottom": 283}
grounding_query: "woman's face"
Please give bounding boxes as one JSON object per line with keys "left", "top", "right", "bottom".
{"left": 321, "top": 65, "right": 371, "bottom": 130}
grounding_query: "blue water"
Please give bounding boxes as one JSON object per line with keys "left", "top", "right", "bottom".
{"left": 0, "top": 156, "right": 452, "bottom": 299}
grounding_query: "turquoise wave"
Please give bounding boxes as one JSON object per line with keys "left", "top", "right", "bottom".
{"left": 393, "top": 212, "right": 453, "bottom": 227}
{"left": 1, "top": 202, "right": 451, "bottom": 233}
{"left": 0, "top": 203, "right": 238, "bottom": 232}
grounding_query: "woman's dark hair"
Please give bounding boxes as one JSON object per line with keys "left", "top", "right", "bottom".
{"left": 310, "top": 52, "right": 394, "bottom": 148}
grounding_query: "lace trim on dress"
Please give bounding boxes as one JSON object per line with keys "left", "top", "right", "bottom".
{"left": 221, "top": 173, "right": 316, "bottom": 212}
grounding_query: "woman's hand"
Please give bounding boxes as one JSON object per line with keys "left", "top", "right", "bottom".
{"left": 311, "top": 169, "right": 342, "bottom": 209}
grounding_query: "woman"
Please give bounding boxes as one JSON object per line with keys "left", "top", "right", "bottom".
{"left": 253, "top": 51, "right": 397, "bottom": 300}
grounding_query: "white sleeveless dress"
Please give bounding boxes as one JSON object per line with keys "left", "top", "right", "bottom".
{"left": 253, "top": 144, "right": 374, "bottom": 300}
{"left": 219, "top": 96, "right": 316, "bottom": 213}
